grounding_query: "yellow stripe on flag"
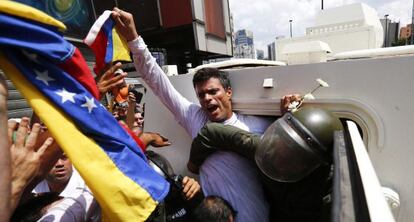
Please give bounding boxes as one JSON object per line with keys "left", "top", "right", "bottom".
{"left": 0, "top": 1, "right": 66, "bottom": 31}
{"left": 112, "top": 29, "right": 132, "bottom": 62}
{"left": 0, "top": 54, "right": 157, "bottom": 221}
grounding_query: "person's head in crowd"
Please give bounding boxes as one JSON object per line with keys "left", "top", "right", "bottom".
{"left": 45, "top": 152, "right": 73, "bottom": 193}
{"left": 135, "top": 112, "right": 144, "bottom": 128}
{"left": 113, "top": 102, "right": 129, "bottom": 121}
{"left": 112, "top": 109, "right": 119, "bottom": 119}
{"left": 132, "top": 106, "right": 144, "bottom": 135}
{"left": 192, "top": 68, "right": 233, "bottom": 122}
{"left": 11, "top": 192, "right": 62, "bottom": 222}
{"left": 192, "top": 195, "right": 236, "bottom": 222}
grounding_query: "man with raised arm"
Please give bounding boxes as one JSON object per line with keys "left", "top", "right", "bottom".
{"left": 111, "top": 8, "right": 299, "bottom": 222}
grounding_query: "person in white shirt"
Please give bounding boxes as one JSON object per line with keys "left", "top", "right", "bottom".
{"left": 33, "top": 151, "right": 100, "bottom": 222}
{"left": 110, "top": 8, "right": 302, "bottom": 222}
{"left": 33, "top": 152, "right": 83, "bottom": 197}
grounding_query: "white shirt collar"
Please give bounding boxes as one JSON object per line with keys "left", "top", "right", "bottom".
{"left": 222, "top": 112, "right": 237, "bottom": 125}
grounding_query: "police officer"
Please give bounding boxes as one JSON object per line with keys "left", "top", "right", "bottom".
{"left": 146, "top": 151, "right": 204, "bottom": 222}
{"left": 188, "top": 106, "right": 343, "bottom": 221}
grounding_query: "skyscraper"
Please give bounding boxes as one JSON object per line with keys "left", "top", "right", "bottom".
{"left": 234, "top": 29, "right": 255, "bottom": 58}
{"left": 256, "top": 49, "right": 264, "bottom": 59}
{"left": 380, "top": 18, "right": 400, "bottom": 47}
{"left": 267, "top": 42, "right": 276, "bottom": 61}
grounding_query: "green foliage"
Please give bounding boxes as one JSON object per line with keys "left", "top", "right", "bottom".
{"left": 392, "top": 38, "right": 409, "bottom": 46}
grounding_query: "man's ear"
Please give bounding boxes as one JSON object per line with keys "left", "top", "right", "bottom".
{"left": 226, "top": 87, "right": 232, "bottom": 98}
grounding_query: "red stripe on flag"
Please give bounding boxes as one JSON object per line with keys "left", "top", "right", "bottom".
{"left": 121, "top": 123, "right": 147, "bottom": 152}
{"left": 89, "top": 28, "right": 110, "bottom": 76}
{"left": 58, "top": 48, "right": 100, "bottom": 99}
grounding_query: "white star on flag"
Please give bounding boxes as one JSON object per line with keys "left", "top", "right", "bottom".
{"left": 81, "top": 96, "right": 97, "bottom": 113}
{"left": 56, "top": 88, "right": 76, "bottom": 103}
{"left": 35, "top": 69, "right": 54, "bottom": 86}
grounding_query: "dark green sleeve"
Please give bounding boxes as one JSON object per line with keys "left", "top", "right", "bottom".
{"left": 189, "top": 123, "right": 261, "bottom": 168}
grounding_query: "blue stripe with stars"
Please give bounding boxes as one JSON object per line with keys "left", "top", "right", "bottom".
{"left": 4, "top": 49, "right": 169, "bottom": 201}
{"left": 0, "top": 14, "right": 74, "bottom": 63}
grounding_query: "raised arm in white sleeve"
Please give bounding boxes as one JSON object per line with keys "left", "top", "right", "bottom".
{"left": 128, "top": 37, "right": 207, "bottom": 137}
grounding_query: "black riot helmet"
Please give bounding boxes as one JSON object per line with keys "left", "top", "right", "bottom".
{"left": 146, "top": 150, "right": 175, "bottom": 179}
{"left": 255, "top": 106, "right": 342, "bottom": 182}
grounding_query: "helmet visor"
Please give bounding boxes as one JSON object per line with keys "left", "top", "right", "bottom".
{"left": 255, "top": 115, "right": 325, "bottom": 182}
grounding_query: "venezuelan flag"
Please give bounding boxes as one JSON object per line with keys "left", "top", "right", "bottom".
{"left": 84, "top": 10, "right": 131, "bottom": 75}
{"left": 0, "top": 2, "right": 169, "bottom": 221}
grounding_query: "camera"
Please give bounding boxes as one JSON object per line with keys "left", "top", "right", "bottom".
{"left": 128, "top": 87, "right": 143, "bottom": 104}
{"left": 170, "top": 174, "right": 184, "bottom": 190}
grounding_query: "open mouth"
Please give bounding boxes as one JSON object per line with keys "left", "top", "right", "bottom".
{"left": 207, "top": 105, "right": 219, "bottom": 113}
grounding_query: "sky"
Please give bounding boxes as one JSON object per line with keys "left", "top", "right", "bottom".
{"left": 229, "top": 0, "right": 413, "bottom": 52}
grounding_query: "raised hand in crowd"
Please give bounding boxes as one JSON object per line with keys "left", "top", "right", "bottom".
{"left": 126, "top": 91, "right": 136, "bottom": 129}
{"left": 182, "top": 176, "right": 201, "bottom": 200}
{"left": 8, "top": 118, "right": 59, "bottom": 212}
{"left": 139, "top": 132, "right": 171, "bottom": 148}
{"left": 96, "top": 62, "right": 127, "bottom": 97}
{"left": 112, "top": 7, "right": 139, "bottom": 42}
{"left": 0, "top": 74, "right": 11, "bottom": 220}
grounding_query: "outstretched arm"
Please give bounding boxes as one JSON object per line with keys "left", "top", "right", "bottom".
{"left": 139, "top": 132, "right": 171, "bottom": 148}
{"left": 188, "top": 123, "right": 261, "bottom": 174}
{"left": 112, "top": 8, "right": 199, "bottom": 136}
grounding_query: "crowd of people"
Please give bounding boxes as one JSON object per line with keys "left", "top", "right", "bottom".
{"left": 0, "top": 7, "right": 343, "bottom": 222}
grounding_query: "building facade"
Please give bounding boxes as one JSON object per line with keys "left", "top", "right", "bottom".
{"left": 16, "top": 0, "right": 234, "bottom": 74}
{"left": 380, "top": 18, "right": 400, "bottom": 47}
{"left": 276, "top": 3, "right": 384, "bottom": 62}
{"left": 234, "top": 29, "right": 255, "bottom": 59}
{"left": 256, "top": 49, "right": 264, "bottom": 59}
{"left": 267, "top": 42, "right": 276, "bottom": 61}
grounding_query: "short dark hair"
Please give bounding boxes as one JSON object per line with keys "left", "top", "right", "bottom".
{"left": 193, "top": 68, "right": 231, "bottom": 89}
{"left": 11, "top": 192, "right": 62, "bottom": 222}
{"left": 191, "top": 195, "right": 237, "bottom": 222}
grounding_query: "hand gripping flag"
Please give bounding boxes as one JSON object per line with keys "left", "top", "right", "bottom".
{"left": 84, "top": 10, "right": 131, "bottom": 75}
{"left": 0, "top": 2, "right": 169, "bottom": 221}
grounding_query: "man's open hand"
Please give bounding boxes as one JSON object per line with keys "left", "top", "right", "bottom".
{"left": 97, "top": 62, "right": 127, "bottom": 96}
{"left": 9, "top": 118, "right": 54, "bottom": 210}
{"left": 140, "top": 132, "right": 171, "bottom": 148}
